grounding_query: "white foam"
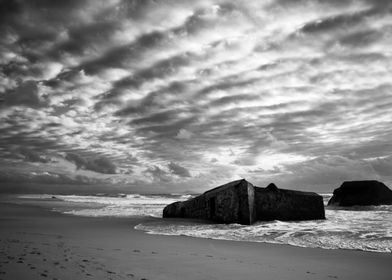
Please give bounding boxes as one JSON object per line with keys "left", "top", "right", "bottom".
{"left": 135, "top": 205, "right": 392, "bottom": 253}
{"left": 17, "top": 193, "right": 392, "bottom": 252}
{"left": 18, "top": 194, "right": 56, "bottom": 199}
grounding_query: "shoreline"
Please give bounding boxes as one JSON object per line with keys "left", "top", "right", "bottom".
{"left": 0, "top": 202, "right": 391, "bottom": 280}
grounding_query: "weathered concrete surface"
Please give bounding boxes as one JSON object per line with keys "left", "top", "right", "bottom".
{"left": 254, "top": 183, "right": 325, "bottom": 221}
{"left": 163, "top": 180, "right": 325, "bottom": 225}
{"left": 163, "top": 180, "right": 255, "bottom": 224}
{"left": 328, "top": 180, "right": 392, "bottom": 206}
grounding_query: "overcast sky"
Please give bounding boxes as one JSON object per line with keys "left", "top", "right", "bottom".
{"left": 1, "top": 0, "right": 391, "bottom": 194}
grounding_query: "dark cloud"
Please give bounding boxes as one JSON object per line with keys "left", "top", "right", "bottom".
{"left": 367, "top": 0, "right": 392, "bottom": 9}
{"left": 65, "top": 153, "right": 117, "bottom": 174}
{"left": 130, "top": 109, "right": 186, "bottom": 125}
{"left": 274, "top": 0, "right": 354, "bottom": 6}
{"left": 168, "top": 162, "right": 191, "bottom": 177}
{"left": 209, "top": 94, "right": 260, "bottom": 107}
{"left": 337, "top": 29, "right": 383, "bottom": 47}
{"left": 135, "top": 116, "right": 197, "bottom": 139}
{"left": 0, "top": 0, "right": 21, "bottom": 22}
{"left": 50, "top": 21, "right": 120, "bottom": 58}
{"left": 300, "top": 10, "right": 370, "bottom": 34}
{"left": 106, "top": 55, "right": 193, "bottom": 102}
{"left": 2, "top": 81, "right": 47, "bottom": 108}
{"left": 78, "top": 30, "right": 168, "bottom": 75}
{"left": 0, "top": 0, "right": 89, "bottom": 50}
{"left": 0, "top": 169, "right": 95, "bottom": 186}
{"left": 196, "top": 77, "right": 260, "bottom": 98}
{"left": 7, "top": 0, "right": 91, "bottom": 28}
{"left": 114, "top": 81, "right": 189, "bottom": 116}
{"left": 19, "top": 148, "right": 52, "bottom": 163}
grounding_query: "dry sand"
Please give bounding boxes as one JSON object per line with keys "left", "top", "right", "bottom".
{"left": 0, "top": 202, "right": 391, "bottom": 280}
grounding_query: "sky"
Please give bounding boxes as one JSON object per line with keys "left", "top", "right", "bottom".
{"left": 0, "top": 0, "right": 392, "bottom": 194}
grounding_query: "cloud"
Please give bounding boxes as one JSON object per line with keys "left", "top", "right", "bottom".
{"left": 2, "top": 81, "right": 47, "bottom": 108}
{"left": 19, "top": 148, "right": 52, "bottom": 163}
{"left": 300, "top": 10, "right": 368, "bottom": 35}
{"left": 65, "top": 153, "right": 117, "bottom": 174}
{"left": 247, "top": 154, "right": 392, "bottom": 192}
{"left": 176, "top": 128, "right": 192, "bottom": 139}
{"left": 168, "top": 162, "right": 191, "bottom": 177}
{"left": 0, "top": 0, "right": 391, "bottom": 193}
{"left": 337, "top": 29, "right": 383, "bottom": 47}
{"left": 51, "top": 20, "right": 120, "bottom": 58}
{"left": 369, "top": 156, "right": 392, "bottom": 177}
{"left": 0, "top": 0, "right": 21, "bottom": 23}
{"left": 0, "top": 169, "right": 95, "bottom": 186}
{"left": 144, "top": 165, "right": 172, "bottom": 182}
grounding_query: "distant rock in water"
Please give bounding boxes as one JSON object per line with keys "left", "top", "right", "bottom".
{"left": 328, "top": 180, "right": 392, "bottom": 206}
{"left": 163, "top": 179, "right": 325, "bottom": 225}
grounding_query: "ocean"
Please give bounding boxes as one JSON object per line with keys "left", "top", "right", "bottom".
{"left": 8, "top": 193, "right": 392, "bottom": 253}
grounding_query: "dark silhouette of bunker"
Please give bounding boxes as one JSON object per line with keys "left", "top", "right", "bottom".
{"left": 163, "top": 179, "right": 325, "bottom": 225}
{"left": 328, "top": 180, "right": 392, "bottom": 206}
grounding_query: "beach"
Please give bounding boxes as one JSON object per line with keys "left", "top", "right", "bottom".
{"left": 0, "top": 202, "right": 391, "bottom": 280}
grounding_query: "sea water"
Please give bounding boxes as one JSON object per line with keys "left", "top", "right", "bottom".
{"left": 14, "top": 193, "right": 392, "bottom": 253}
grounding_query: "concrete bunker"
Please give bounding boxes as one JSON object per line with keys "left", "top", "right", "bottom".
{"left": 163, "top": 179, "right": 325, "bottom": 225}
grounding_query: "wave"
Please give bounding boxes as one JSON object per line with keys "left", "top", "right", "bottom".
{"left": 17, "top": 193, "right": 193, "bottom": 218}
{"left": 135, "top": 214, "right": 392, "bottom": 253}
{"left": 134, "top": 200, "right": 392, "bottom": 253}
{"left": 16, "top": 193, "right": 392, "bottom": 252}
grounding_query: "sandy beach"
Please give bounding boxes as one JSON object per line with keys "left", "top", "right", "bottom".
{"left": 0, "top": 202, "right": 391, "bottom": 280}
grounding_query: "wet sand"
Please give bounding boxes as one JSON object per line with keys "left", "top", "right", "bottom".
{"left": 0, "top": 202, "right": 391, "bottom": 280}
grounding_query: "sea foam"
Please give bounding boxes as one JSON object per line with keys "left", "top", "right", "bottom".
{"left": 16, "top": 193, "right": 392, "bottom": 253}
